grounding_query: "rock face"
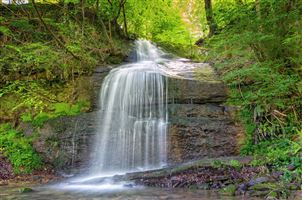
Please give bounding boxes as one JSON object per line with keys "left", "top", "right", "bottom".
{"left": 24, "top": 62, "right": 244, "bottom": 172}
{"left": 166, "top": 66, "right": 244, "bottom": 163}
{"left": 164, "top": 61, "right": 244, "bottom": 164}
{"left": 167, "top": 104, "right": 243, "bottom": 164}
{"left": 0, "top": 154, "right": 13, "bottom": 180}
{"left": 32, "top": 112, "right": 97, "bottom": 172}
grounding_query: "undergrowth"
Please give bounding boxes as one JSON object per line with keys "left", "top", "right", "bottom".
{"left": 0, "top": 124, "right": 42, "bottom": 174}
{"left": 0, "top": 3, "right": 129, "bottom": 173}
{"left": 199, "top": 0, "right": 302, "bottom": 176}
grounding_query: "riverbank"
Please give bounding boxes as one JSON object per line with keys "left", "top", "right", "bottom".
{"left": 113, "top": 156, "right": 302, "bottom": 199}
{"left": 1, "top": 156, "right": 301, "bottom": 199}
{"left": 0, "top": 153, "right": 60, "bottom": 187}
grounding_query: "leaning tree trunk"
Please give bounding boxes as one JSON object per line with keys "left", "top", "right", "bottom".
{"left": 122, "top": 3, "right": 128, "bottom": 37}
{"left": 204, "top": 0, "right": 217, "bottom": 37}
{"left": 81, "top": 0, "right": 85, "bottom": 36}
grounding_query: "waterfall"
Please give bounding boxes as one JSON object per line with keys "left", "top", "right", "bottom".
{"left": 90, "top": 40, "right": 168, "bottom": 174}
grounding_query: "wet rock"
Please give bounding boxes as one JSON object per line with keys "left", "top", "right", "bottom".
{"left": 293, "top": 191, "right": 302, "bottom": 199}
{"left": 125, "top": 157, "right": 261, "bottom": 190}
{"left": 220, "top": 184, "right": 237, "bottom": 196}
{"left": 238, "top": 183, "right": 249, "bottom": 192}
{"left": 247, "top": 190, "right": 270, "bottom": 197}
{"left": 249, "top": 182, "right": 279, "bottom": 194}
{"left": 168, "top": 76, "right": 227, "bottom": 104}
{"left": 168, "top": 104, "right": 244, "bottom": 163}
{"left": 0, "top": 181, "right": 8, "bottom": 186}
{"left": 32, "top": 112, "right": 98, "bottom": 172}
{"left": 20, "top": 62, "right": 245, "bottom": 172}
{"left": 196, "top": 183, "right": 210, "bottom": 190}
{"left": 287, "top": 164, "right": 297, "bottom": 171}
{"left": 19, "top": 187, "right": 34, "bottom": 193}
{"left": 266, "top": 191, "right": 278, "bottom": 199}
{"left": 271, "top": 171, "right": 283, "bottom": 179}
{"left": 288, "top": 183, "right": 300, "bottom": 190}
{"left": 124, "top": 183, "right": 134, "bottom": 188}
{"left": 0, "top": 154, "right": 14, "bottom": 180}
{"left": 248, "top": 177, "right": 269, "bottom": 187}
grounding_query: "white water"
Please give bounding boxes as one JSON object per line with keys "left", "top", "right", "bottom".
{"left": 89, "top": 40, "right": 168, "bottom": 175}
{"left": 51, "top": 40, "right": 211, "bottom": 192}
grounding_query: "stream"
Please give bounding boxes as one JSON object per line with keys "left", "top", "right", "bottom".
{"left": 1, "top": 184, "right": 263, "bottom": 200}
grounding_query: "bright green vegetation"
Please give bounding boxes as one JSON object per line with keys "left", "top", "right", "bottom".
{"left": 202, "top": 0, "right": 302, "bottom": 168}
{"left": 0, "top": 2, "right": 130, "bottom": 173}
{"left": 200, "top": 0, "right": 302, "bottom": 189}
{"left": 0, "top": 0, "right": 193, "bottom": 174}
{"left": 0, "top": 124, "right": 42, "bottom": 173}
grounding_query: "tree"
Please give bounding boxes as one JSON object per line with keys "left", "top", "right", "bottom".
{"left": 204, "top": 0, "right": 217, "bottom": 37}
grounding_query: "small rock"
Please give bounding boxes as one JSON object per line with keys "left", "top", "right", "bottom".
{"left": 32, "top": 175, "right": 43, "bottom": 181}
{"left": 220, "top": 184, "right": 237, "bottom": 196}
{"left": 249, "top": 182, "right": 280, "bottom": 194}
{"left": 266, "top": 191, "right": 278, "bottom": 199}
{"left": 238, "top": 183, "right": 248, "bottom": 192}
{"left": 271, "top": 171, "right": 283, "bottom": 179}
{"left": 248, "top": 177, "right": 269, "bottom": 187}
{"left": 124, "top": 183, "right": 134, "bottom": 188}
{"left": 19, "top": 187, "right": 34, "bottom": 193}
{"left": 197, "top": 183, "right": 210, "bottom": 190}
{"left": 293, "top": 190, "right": 302, "bottom": 199}
{"left": 287, "top": 164, "right": 297, "bottom": 171}
{"left": 0, "top": 181, "right": 8, "bottom": 186}
{"left": 247, "top": 190, "right": 270, "bottom": 197}
{"left": 288, "top": 183, "right": 299, "bottom": 190}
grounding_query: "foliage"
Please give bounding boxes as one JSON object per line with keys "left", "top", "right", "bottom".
{"left": 0, "top": 124, "right": 42, "bottom": 174}
{"left": 0, "top": 3, "right": 125, "bottom": 128}
{"left": 247, "top": 135, "right": 302, "bottom": 188}
{"left": 123, "top": 0, "right": 194, "bottom": 55}
{"left": 203, "top": 0, "right": 302, "bottom": 147}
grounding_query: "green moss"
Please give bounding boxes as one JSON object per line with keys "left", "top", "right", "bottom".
{"left": 19, "top": 187, "right": 34, "bottom": 193}
{"left": 229, "top": 159, "right": 242, "bottom": 169}
{"left": 0, "top": 124, "right": 42, "bottom": 174}
{"left": 220, "top": 184, "right": 236, "bottom": 196}
{"left": 194, "top": 66, "right": 219, "bottom": 83}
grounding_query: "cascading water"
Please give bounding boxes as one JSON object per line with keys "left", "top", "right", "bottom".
{"left": 52, "top": 40, "right": 208, "bottom": 193}
{"left": 89, "top": 40, "right": 168, "bottom": 174}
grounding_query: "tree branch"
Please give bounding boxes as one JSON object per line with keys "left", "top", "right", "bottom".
{"left": 32, "top": 0, "right": 80, "bottom": 60}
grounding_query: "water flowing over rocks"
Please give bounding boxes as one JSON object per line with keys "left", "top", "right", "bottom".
{"left": 20, "top": 41, "right": 244, "bottom": 173}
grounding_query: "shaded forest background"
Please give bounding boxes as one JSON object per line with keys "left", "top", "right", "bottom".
{"left": 0, "top": 0, "right": 301, "bottom": 188}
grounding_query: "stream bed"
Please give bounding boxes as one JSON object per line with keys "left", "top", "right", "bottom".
{"left": 1, "top": 184, "right": 262, "bottom": 200}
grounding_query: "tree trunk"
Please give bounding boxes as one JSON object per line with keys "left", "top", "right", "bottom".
{"left": 255, "top": 0, "right": 261, "bottom": 18}
{"left": 32, "top": 0, "right": 80, "bottom": 60}
{"left": 95, "top": 1, "right": 114, "bottom": 50}
{"left": 122, "top": 3, "right": 128, "bottom": 37}
{"left": 204, "top": 0, "right": 217, "bottom": 37}
{"left": 81, "top": 0, "right": 85, "bottom": 36}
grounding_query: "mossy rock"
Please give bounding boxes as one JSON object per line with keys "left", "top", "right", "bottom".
{"left": 19, "top": 187, "right": 34, "bottom": 193}
{"left": 220, "top": 184, "right": 237, "bottom": 196}
{"left": 250, "top": 182, "right": 279, "bottom": 191}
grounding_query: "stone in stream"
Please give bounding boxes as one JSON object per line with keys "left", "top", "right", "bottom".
{"left": 19, "top": 187, "right": 34, "bottom": 193}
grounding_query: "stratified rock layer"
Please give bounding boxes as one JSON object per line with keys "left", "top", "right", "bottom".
{"left": 166, "top": 62, "right": 243, "bottom": 164}
{"left": 22, "top": 63, "right": 244, "bottom": 172}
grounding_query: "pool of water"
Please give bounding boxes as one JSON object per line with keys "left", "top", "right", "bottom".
{"left": 0, "top": 183, "right": 262, "bottom": 200}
